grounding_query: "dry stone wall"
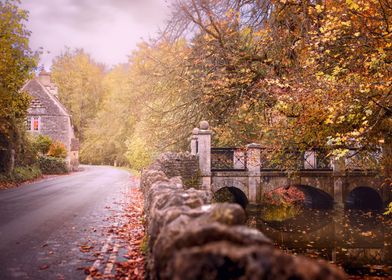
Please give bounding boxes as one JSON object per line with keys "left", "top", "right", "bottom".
{"left": 141, "top": 152, "right": 347, "bottom": 280}
{"left": 147, "top": 152, "right": 200, "bottom": 188}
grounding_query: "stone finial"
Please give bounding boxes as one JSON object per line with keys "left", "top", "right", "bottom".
{"left": 246, "top": 143, "right": 261, "bottom": 149}
{"left": 199, "top": 121, "right": 209, "bottom": 130}
{"left": 192, "top": 128, "right": 199, "bottom": 135}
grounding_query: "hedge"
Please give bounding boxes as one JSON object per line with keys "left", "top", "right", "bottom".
{"left": 0, "top": 165, "right": 42, "bottom": 184}
{"left": 38, "top": 156, "right": 68, "bottom": 174}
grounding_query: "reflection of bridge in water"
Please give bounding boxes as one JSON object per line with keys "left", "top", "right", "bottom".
{"left": 247, "top": 206, "right": 392, "bottom": 273}
{"left": 190, "top": 121, "right": 391, "bottom": 209}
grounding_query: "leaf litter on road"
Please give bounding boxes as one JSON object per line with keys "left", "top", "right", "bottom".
{"left": 82, "top": 177, "right": 145, "bottom": 279}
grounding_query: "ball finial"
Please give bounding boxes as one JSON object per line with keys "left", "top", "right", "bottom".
{"left": 199, "top": 120, "right": 209, "bottom": 130}
{"left": 192, "top": 127, "right": 199, "bottom": 134}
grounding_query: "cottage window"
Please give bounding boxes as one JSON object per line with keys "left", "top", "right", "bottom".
{"left": 26, "top": 117, "right": 31, "bottom": 130}
{"left": 33, "top": 117, "right": 39, "bottom": 131}
{"left": 26, "top": 116, "right": 40, "bottom": 131}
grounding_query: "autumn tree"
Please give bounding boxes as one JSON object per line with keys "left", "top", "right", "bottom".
{"left": 0, "top": 0, "right": 37, "bottom": 173}
{"left": 166, "top": 0, "right": 280, "bottom": 146}
{"left": 81, "top": 64, "right": 136, "bottom": 165}
{"left": 56, "top": 0, "right": 391, "bottom": 177}
{"left": 254, "top": 0, "right": 392, "bottom": 169}
{"left": 163, "top": 0, "right": 391, "bottom": 170}
{"left": 81, "top": 41, "right": 199, "bottom": 168}
{"left": 51, "top": 48, "right": 106, "bottom": 141}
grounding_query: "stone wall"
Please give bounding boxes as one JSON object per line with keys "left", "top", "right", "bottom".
{"left": 40, "top": 115, "right": 71, "bottom": 149}
{"left": 148, "top": 152, "right": 200, "bottom": 188}
{"left": 141, "top": 152, "right": 347, "bottom": 280}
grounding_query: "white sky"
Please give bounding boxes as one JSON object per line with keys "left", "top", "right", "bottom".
{"left": 21, "top": 0, "right": 171, "bottom": 69}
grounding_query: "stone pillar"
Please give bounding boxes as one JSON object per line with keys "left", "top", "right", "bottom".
{"left": 332, "top": 156, "right": 346, "bottom": 209}
{"left": 247, "top": 143, "right": 261, "bottom": 203}
{"left": 383, "top": 135, "right": 392, "bottom": 178}
{"left": 198, "top": 121, "right": 212, "bottom": 191}
{"left": 190, "top": 128, "right": 199, "bottom": 155}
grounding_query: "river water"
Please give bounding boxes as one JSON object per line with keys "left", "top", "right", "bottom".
{"left": 246, "top": 205, "right": 392, "bottom": 278}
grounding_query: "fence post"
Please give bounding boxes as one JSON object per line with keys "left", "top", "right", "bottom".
{"left": 198, "top": 121, "right": 212, "bottom": 191}
{"left": 190, "top": 128, "right": 199, "bottom": 155}
{"left": 332, "top": 156, "right": 346, "bottom": 209}
{"left": 247, "top": 143, "right": 261, "bottom": 203}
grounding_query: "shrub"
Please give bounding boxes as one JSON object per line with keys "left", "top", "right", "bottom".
{"left": 34, "top": 135, "right": 52, "bottom": 155}
{"left": 12, "top": 166, "right": 42, "bottom": 182}
{"left": 263, "top": 186, "right": 305, "bottom": 207}
{"left": 0, "top": 165, "right": 42, "bottom": 184}
{"left": 38, "top": 156, "right": 68, "bottom": 174}
{"left": 125, "top": 136, "right": 154, "bottom": 170}
{"left": 17, "top": 134, "right": 39, "bottom": 167}
{"left": 47, "top": 141, "right": 67, "bottom": 158}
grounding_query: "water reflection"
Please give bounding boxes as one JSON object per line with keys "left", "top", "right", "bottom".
{"left": 247, "top": 205, "right": 392, "bottom": 277}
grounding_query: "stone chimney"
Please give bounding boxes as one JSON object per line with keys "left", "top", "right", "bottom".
{"left": 38, "top": 70, "right": 59, "bottom": 97}
{"left": 38, "top": 70, "right": 51, "bottom": 86}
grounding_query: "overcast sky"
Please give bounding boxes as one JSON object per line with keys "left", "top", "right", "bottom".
{"left": 21, "top": 0, "right": 171, "bottom": 69}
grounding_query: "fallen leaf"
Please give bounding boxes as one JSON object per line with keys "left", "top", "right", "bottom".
{"left": 39, "top": 264, "right": 50, "bottom": 270}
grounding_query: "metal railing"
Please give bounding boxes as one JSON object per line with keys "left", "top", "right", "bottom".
{"left": 210, "top": 147, "right": 380, "bottom": 172}
{"left": 211, "top": 148, "right": 247, "bottom": 171}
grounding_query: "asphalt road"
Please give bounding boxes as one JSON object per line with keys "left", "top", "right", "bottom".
{"left": 0, "top": 165, "right": 133, "bottom": 280}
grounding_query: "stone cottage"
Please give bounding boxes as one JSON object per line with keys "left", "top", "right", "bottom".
{"left": 22, "top": 71, "right": 79, "bottom": 171}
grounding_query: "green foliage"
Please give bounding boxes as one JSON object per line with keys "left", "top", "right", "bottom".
{"left": 38, "top": 156, "right": 68, "bottom": 174}
{"left": 47, "top": 141, "right": 67, "bottom": 159}
{"left": 0, "top": 165, "right": 41, "bottom": 184}
{"left": 140, "top": 235, "right": 149, "bottom": 255}
{"left": 261, "top": 204, "right": 302, "bottom": 222}
{"left": 11, "top": 165, "right": 42, "bottom": 182}
{"left": 125, "top": 132, "right": 155, "bottom": 171}
{"left": 385, "top": 203, "right": 392, "bottom": 215}
{"left": 183, "top": 171, "right": 201, "bottom": 189}
{"left": 0, "top": 0, "right": 37, "bottom": 173}
{"left": 34, "top": 135, "right": 52, "bottom": 155}
{"left": 14, "top": 132, "right": 38, "bottom": 167}
{"left": 0, "top": 0, "right": 37, "bottom": 93}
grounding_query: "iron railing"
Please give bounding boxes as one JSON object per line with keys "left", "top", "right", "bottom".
{"left": 210, "top": 147, "right": 380, "bottom": 171}
{"left": 303, "top": 150, "right": 332, "bottom": 170}
{"left": 259, "top": 148, "right": 333, "bottom": 170}
{"left": 211, "top": 148, "right": 247, "bottom": 171}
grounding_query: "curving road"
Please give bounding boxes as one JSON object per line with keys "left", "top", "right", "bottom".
{"left": 0, "top": 165, "right": 133, "bottom": 279}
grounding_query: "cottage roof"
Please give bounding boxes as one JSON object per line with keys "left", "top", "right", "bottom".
{"left": 22, "top": 79, "right": 70, "bottom": 117}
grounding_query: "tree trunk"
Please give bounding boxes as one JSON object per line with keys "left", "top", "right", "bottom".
{"left": 384, "top": 135, "right": 392, "bottom": 179}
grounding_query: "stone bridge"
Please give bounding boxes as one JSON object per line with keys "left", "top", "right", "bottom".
{"left": 190, "top": 121, "right": 391, "bottom": 209}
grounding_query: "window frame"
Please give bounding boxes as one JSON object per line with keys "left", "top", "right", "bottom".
{"left": 26, "top": 116, "right": 41, "bottom": 132}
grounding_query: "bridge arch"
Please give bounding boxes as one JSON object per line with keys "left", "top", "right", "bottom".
{"left": 295, "top": 185, "right": 334, "bottom": 209}
{"left": 265, "top": 184, "right": 333, "bottom": 209}
{"left": 345, "top": 186, "right": 383, "bottom": 211}
{"left": 214, "top": 187, "right": 249, "bottom": 208}
{"left": 212, "top": 180, "right": 249, "bottom": 208}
